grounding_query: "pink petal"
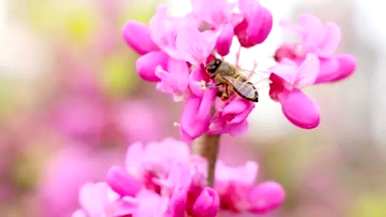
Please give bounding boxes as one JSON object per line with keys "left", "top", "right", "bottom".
{"left": 191, "top": 0, "right": 234, "bottom": 26}
{"left": 176, "top": 24, "right": 218, "bottom": 65}
{"left": 189, "top": 67, "right": 209, "bottom": 97}
{"left": 270, "top": 59, "right": 298, "bottom": 85}
{"left": 235, "top": 0, "right": 272, "bottom": 47}
{"left": 136, "top": 51, "right": 168, "bottom": 82}
{"left": 318, "top": 22, "right": 341, "bottom": 57}
{"left": 106, "top": 166, "right": 141, "bottom": 197}
{"left": 274, "top": 44, "right": 298, "bottom": 62}
{"left": 216, "top": 24, "right": 234, "bottom": 56}
{"left": 279, "top": 89, "right": 320, "bottom": 129}
{"left": 215, "top": 161, "right": 258, "bottom": 185}
{"left": 333, "top": 54, "right": 357, "bottom": 80}
{"left": 316, "top": 54, "right": 356, "bottom": 83}
{"left": 149, "top": 6, "right": 179, "bottom": 57}
{"left": 229, "top": 105, "right": 254, "bottom": 125}
{"left": 221, "top": 98, "right": 250, "bottom": 115}
{"left": 79, "top": 183, "right": 115, "bottom": 216}
{"left": 223, "top": 98, "right": 255, "bottom": 125}
{"left": 191, "top": 187, "right": 220, "bottom": 217}
{"left": 155, "top": 58, "right": 190, "bottom": 95}
{"left": 125, "top": 142, "right": 144, "bottom": 176}
{"left": 209, "top": 98, "right": 254, "bottom": 135}
{"left": 134, "top": 190, "right": 168, "bottom": 217}
{"left": 226, "top": 120, "right": 249, "bottom": 136}
{"left": 248, "top": 181, "right": 285, "bottom": 214}
{"left": 166, "top": 164, "right": 192, "bottom": 217}
{"left": 269, "top": 73, "right": 286, "bottom": 101}
{"left": 123, "top": 21, "right": 158, "bottom": 55}
{"left": 72, "top": 210, "right": 87, "bottom": 217}
{"left": 109, "top": 197, "right": 138, "bottom": 216}
{"left": 144, "top": 138, "right": 191, "bottom": 173}
{"left": 297, "top": 14, "right": 325, "bottom": 52}
{"left": 295, "top": 54, "right": 320, "bottom": 87}
{"left": 180, "top": 89, "right": 216, "bottom": 141}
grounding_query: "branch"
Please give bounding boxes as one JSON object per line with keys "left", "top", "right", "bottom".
{"left": 194, "top": 134, "right": 220, "bottom": 187}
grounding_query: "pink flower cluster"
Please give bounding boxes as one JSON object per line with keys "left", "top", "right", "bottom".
{"left": 270, "top": 14, "right": 357, "bottom": 128}
{"left": 124, "top": 0, "right": 356, "bottom": 134}
{"left": 123, "top": 0, "right": 272, "bottom": 140}
{"left": 72, "top": 138, "right": 285, "bottom": 217}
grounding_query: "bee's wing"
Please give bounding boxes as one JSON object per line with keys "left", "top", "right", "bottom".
{"left": 224, "top": 76, "right": 258, "bottom": 102}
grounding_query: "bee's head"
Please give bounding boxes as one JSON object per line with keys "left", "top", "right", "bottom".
{"left": 205, "top": 58, "right": 222, "bottom": 77}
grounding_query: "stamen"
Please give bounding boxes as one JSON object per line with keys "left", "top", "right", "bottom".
{"left": 236, "top": 47, "right": 242, "bottom": 68}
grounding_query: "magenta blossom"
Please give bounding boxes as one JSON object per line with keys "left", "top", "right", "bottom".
{"left": 215, "top": 161, "right": 285, "bottom": 214}
{"left": 73, "top": 138, "right": 284, "bottom": 216}
{"left": 39, "top": 147, "right": 115, "bottom": 217}
{"left": 123, "top": 0, "right": 273, "bottom": 141}
{"left": 271, "top": 14, "right": 356, "bottom": 129}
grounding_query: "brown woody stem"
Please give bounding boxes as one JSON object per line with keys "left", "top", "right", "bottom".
{"left": 194, "top": 134, "right": 220, "bottom": 187}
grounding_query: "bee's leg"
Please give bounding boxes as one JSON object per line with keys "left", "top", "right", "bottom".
{"left": 216, "top": 83, "right": 226, "bottom": 98}
{"left": 215, "top": 83, "right": 228, "bottom": 100}
{"left": 220, "top": 84, "right": 233, "bottom": 101}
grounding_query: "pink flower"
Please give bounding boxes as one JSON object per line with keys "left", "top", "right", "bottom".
{"left": 115, "top": 101, "right": 165, "bottom": 143}
{"left": 180, "top": 89, "right": 216, "bottom": 141}
{"left": 73, "top": 139, "right": 284, "bottom": 216}
{"left": 106, "top": 166, "right": 142, "bottom": 197}
{"left": 215, "top": 161, "right": 285, "bottom": 214}
{"left": 72, "top": 182, "right": 136, "bottom": 217}
{"left": 191, "top": 0, "right": 236, "bottom": 27}
{"left": 135, "top": 51, "right": 168, "bottom": 82}
{"left": 39, "top": 147, "right": 114, "bottom": 217}
{"left": 210, "top": 98, "right": 255, "bottom": 135}
{"left": 123, "top": 0, "right": 274, "bottom": 140}
{"left": 274, "top": 14, "right": 357, "bottom": 84}
{"left": 54, "top": 96, "right": 106, "bottom": 144}
{"left": 271, "top": 14, "right": 356, "bottom": 128}
{"left": 234, "top": 0, "right": 273, "bottom": 47}
{"left": 123, "top": 20, "right": 158, "bottom": 55}
{"left": 155, "top": 58, "right": 190, "bottom": 96}
{"left": 270, "top": 54, "right": 320, "bottom": 129}
{"left": 190, "top": 0, "right": 240, "bottom": 57}
{"left": 191, "top": 187, "right": 220, "bottom": 217}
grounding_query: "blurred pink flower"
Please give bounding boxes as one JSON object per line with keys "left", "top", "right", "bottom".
{"left": 215, "top": 161, "right": 285, "bottom": 214}
{"left": 123, "top": 0, "right": 273, "bottom": 141}
{"left": 72, "top": 182, "right": 136, "bottom": 217}
{"left": 271, "top": 14, "right": 356, "bottom": 129}
{"left": 39, "top": 147, "right": 115, "bottom": 217}
{"left": 274, "top": 14, "right": 357, "bottom": 84}
{"left": 73, "top": 138, "right": 284, "bottom": 216}
{"left": 115, "top": 101, "right": 164, "bottom": 143}
{"left": 54, "top": 97, "right": 106, "bottom": 144}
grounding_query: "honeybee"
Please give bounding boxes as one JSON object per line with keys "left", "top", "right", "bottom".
{"left": 205, "top": 58, "right": 259, "bottom": 102}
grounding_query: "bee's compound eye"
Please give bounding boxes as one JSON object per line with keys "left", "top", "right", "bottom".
{"left": 206, "top": 62, "right": 218, "bottom": 75}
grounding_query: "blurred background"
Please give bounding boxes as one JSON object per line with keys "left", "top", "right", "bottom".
{"left": 0, "top": 0, "right": 385, "bottom": 216}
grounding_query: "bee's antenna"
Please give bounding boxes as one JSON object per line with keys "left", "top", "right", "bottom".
{"left": 245, "top": 60, "right": 258, "bottom": 80}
